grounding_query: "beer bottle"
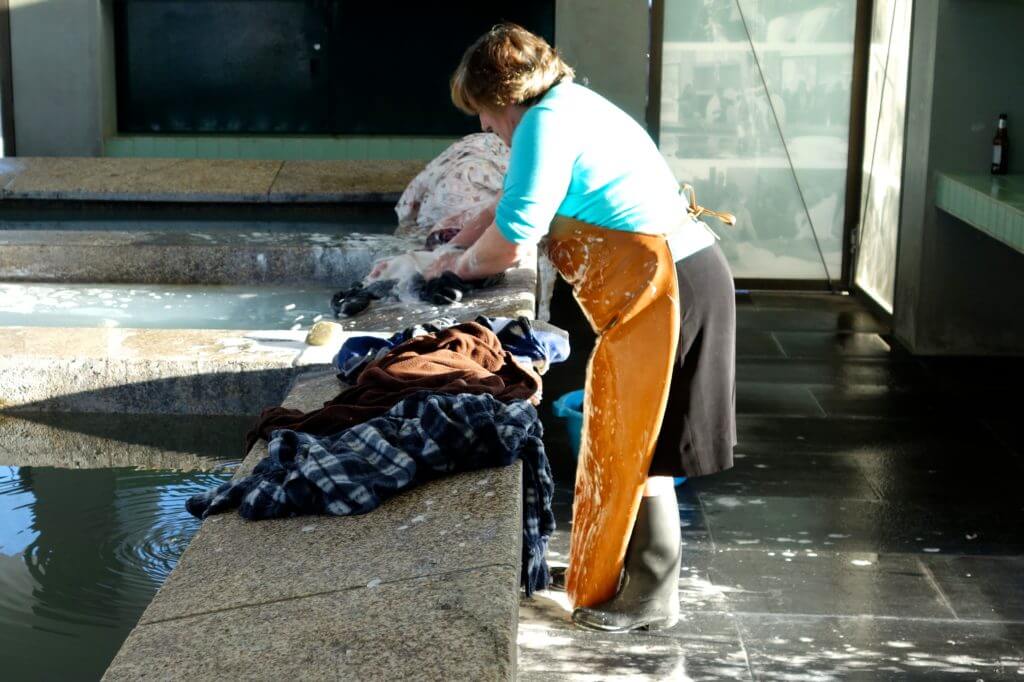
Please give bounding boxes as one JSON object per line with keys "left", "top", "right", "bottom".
{"left": 991, "top": 114, "right": 1009, "bottom": 175}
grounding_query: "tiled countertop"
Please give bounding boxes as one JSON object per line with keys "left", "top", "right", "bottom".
{"left": 935, "top": 172, "right": 1024, "bottom": 255}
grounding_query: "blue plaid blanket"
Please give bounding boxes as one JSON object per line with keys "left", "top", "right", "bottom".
{"left": 186, "top": 391, "right": 555, "bottom": 594}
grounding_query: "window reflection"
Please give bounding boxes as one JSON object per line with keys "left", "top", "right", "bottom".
{"left": 660, "top": 0, "right": 857, "bottom": 279}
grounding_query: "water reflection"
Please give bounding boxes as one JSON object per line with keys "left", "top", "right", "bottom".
{"left": 0, "top": 413, "right": 240, "bottom": 680}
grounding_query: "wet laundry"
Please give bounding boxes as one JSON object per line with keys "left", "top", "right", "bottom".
{"left": 486, "top": 316, "right": 570, "bottom": 374}
{"left": 330, "top": 279, "right": 397, "bottom": 318}
{"left": 393, "top": 133, "right": 509, "bottom": 245}
{"left": 335, "top": 318, "right": 457, "bottom": 383}
{"left": 335, "top": 316, "right": 570, "bottom": 383}
{"left": 246, "top": 321, "right": 541, "bottom": 451}
{"left": 187, "top": 391, "right": 554, "bottom": 594}
{"left": 419, "top": 271, "right": 506, "bottom": 305}
{"left": 331, "top": 270, "right": 506, "bottom": 318}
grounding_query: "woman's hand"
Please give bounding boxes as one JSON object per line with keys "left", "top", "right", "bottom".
{"left": 367, "top": 257, "right": 394, "bottom": 281}
{"left": 423, "top": 250, "right": 462, "bottom": 280}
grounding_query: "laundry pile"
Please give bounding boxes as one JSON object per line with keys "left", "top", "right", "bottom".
{"left": 187, "top": 321, "right": 560, "bottom": 595}
{"left": 393, "top": 132, "right": 508, "bottom": 246}
{"left": 335, "top": 315, "right": 570, "bottom": 383}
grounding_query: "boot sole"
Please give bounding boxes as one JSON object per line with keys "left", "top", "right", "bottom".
{"left": 572, "top": 615, "right": 680, "bottom": 633}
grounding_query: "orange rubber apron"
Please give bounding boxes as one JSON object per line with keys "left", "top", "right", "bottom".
{"left": 547, "top": 215, "right": 681, "bottom": 609}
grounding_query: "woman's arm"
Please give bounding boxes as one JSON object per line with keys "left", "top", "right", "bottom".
{"left": 447, "top": 196, "right": 500, "bottom": 248}
{"left": 453, "top": 222, "right": 527, "bottom": 278}
{"left": 423, "top": 221, "right": 526, "bottom": 280}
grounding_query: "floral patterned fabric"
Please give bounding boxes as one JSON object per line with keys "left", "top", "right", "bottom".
{"left": 394, "top": 133, "right": 509, "bottom": 243}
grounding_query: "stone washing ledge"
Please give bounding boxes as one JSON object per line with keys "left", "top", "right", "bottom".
{"left": 0, "top": 326, "right": 374, "bottom": 415}
{"left": 103, "top": 369, "right": 522, "bottom": 681}
{"left": 0, "top": 230, "right": 414, "bottom": 286}
{"left": 0, "top": 412, "right": 242, "bottom": 471}
{"left": 0, "top": 263, "right": 537, "bottom": 414}
{"left": 0, "top": 157, "right": 425, "bottom": 204}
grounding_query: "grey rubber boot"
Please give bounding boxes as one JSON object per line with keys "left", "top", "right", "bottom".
{"left": 571, "top": 489, "right": 682, "bottom": 632}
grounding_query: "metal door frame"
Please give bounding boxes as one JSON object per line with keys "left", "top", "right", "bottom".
{"left": 0, "top": 0, "right": 15, "bottom": 156}
{"left": 647, "top": 0, "right": 874, "bottom": 291}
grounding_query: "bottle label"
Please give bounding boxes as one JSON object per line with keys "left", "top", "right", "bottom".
{"left": 993, "top": 146, "right": 1003, "bottom": 165}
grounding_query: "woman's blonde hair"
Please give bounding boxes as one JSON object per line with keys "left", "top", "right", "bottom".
{"left": 451, "top": 23, "right": 574, "bottom": 114}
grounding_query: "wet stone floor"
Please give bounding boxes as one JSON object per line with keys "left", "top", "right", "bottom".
{"left": 521, "top": 287, "right": 1024, "bottom": 680}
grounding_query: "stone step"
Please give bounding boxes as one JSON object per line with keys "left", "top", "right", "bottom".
{"left": 0, "top": 230, "right": 414, "bottom": 286}
{"left": 0, "top": 158, "right": 425, "bottom": 204}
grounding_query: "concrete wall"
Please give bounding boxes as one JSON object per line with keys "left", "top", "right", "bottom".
{"left": 9, "top": 0, "right": 116, "bottom": 156}
{"left": 895, "top": 0, "right": 1024, "bottom": 355}
{"left": 555, "top": 0, "right": 650, "bottom": 125}
{"left": 6, "top": 1, "right": 651, "bottom": 157}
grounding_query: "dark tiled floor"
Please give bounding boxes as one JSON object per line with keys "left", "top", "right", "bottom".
{"left": 519, "top": 287, "right": 1024, "bottom": 680}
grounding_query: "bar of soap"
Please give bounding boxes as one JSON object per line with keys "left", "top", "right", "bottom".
{"left": 305, "top": 321, "right": 343, "bottom": 346}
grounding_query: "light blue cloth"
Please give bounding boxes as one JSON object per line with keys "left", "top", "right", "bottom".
{"left": 496, "top": 82, "right": 714, "bottom": 259}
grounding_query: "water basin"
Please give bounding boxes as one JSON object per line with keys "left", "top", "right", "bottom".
{"left": 0, "top": 283, "right": 336, "bottom": 330}
{"left": 0, "top": 412, "right": 246, "bottom": 680}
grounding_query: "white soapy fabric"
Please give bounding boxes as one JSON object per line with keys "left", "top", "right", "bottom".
{"left": 365, "top": 243, "right": 468, "bottom": 304}
{"left": 393, "top": 133, "right": 509, "bottom": 243}
{"left": 351, "top": 135, "right": 509, "bottom": 309}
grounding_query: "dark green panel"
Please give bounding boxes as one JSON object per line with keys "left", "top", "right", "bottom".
{"left": 115, "top": 0, "right": 556, "bottom": 136}
{"left": 329, "top": 1, "right": 556, "bottom": 135}
{"left": 116, "top": 0, "right": 330, "bottom": 134}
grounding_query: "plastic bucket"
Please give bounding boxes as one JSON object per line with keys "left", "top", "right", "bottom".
{"left": 552, "top": 390, "right": 586, "bottom": 458}
{"left": 552, "top": 389, "right": 685, "bottom": 486}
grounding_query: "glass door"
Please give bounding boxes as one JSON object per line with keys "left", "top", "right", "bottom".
{"left": 657, "top": 0, "right": 859, "bottom": 282}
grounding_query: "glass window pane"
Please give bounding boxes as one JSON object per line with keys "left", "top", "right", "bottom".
{"left": 660, "top": 0, "right": 857, "bottom": 280}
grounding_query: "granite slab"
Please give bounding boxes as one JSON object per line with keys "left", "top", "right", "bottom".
{"left": 0, "top": 157, "right": 281, "bottom": 202}
{"left": 268, "top": 159, "right": 425, "bottom": 202}
{"left": 0, "top": 327, "right": 305, "bottom": 414}
{"left": 103, "top": 566, "right": 518, "bottom": 682}
{"left": 0, "top": 158, "right": 426, "bottom": 204}
{"left": 0, "top": 412, "right": 237, "bottom": 471}
{"left": 0, "top": 354, "right": 298, "bottom": 415}
{"left": 139, "top": 462, "right": 522, "bottom": 623}
{"left": 0, "top": 230, "right": 413, "bottom": 286}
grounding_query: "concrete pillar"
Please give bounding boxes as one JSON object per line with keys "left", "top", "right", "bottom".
{"left": 895, "top": 0, "right": 1024, "bottom": 355}
{"left": 555, "top": 0, "right": 650, "bottom": 126}
{"left": 8, "top": 0, "right": 115, "bottom": 156}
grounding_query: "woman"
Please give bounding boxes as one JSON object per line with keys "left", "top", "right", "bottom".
{"left": 426, "top": 24, "right": 736, "bottom": 632}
